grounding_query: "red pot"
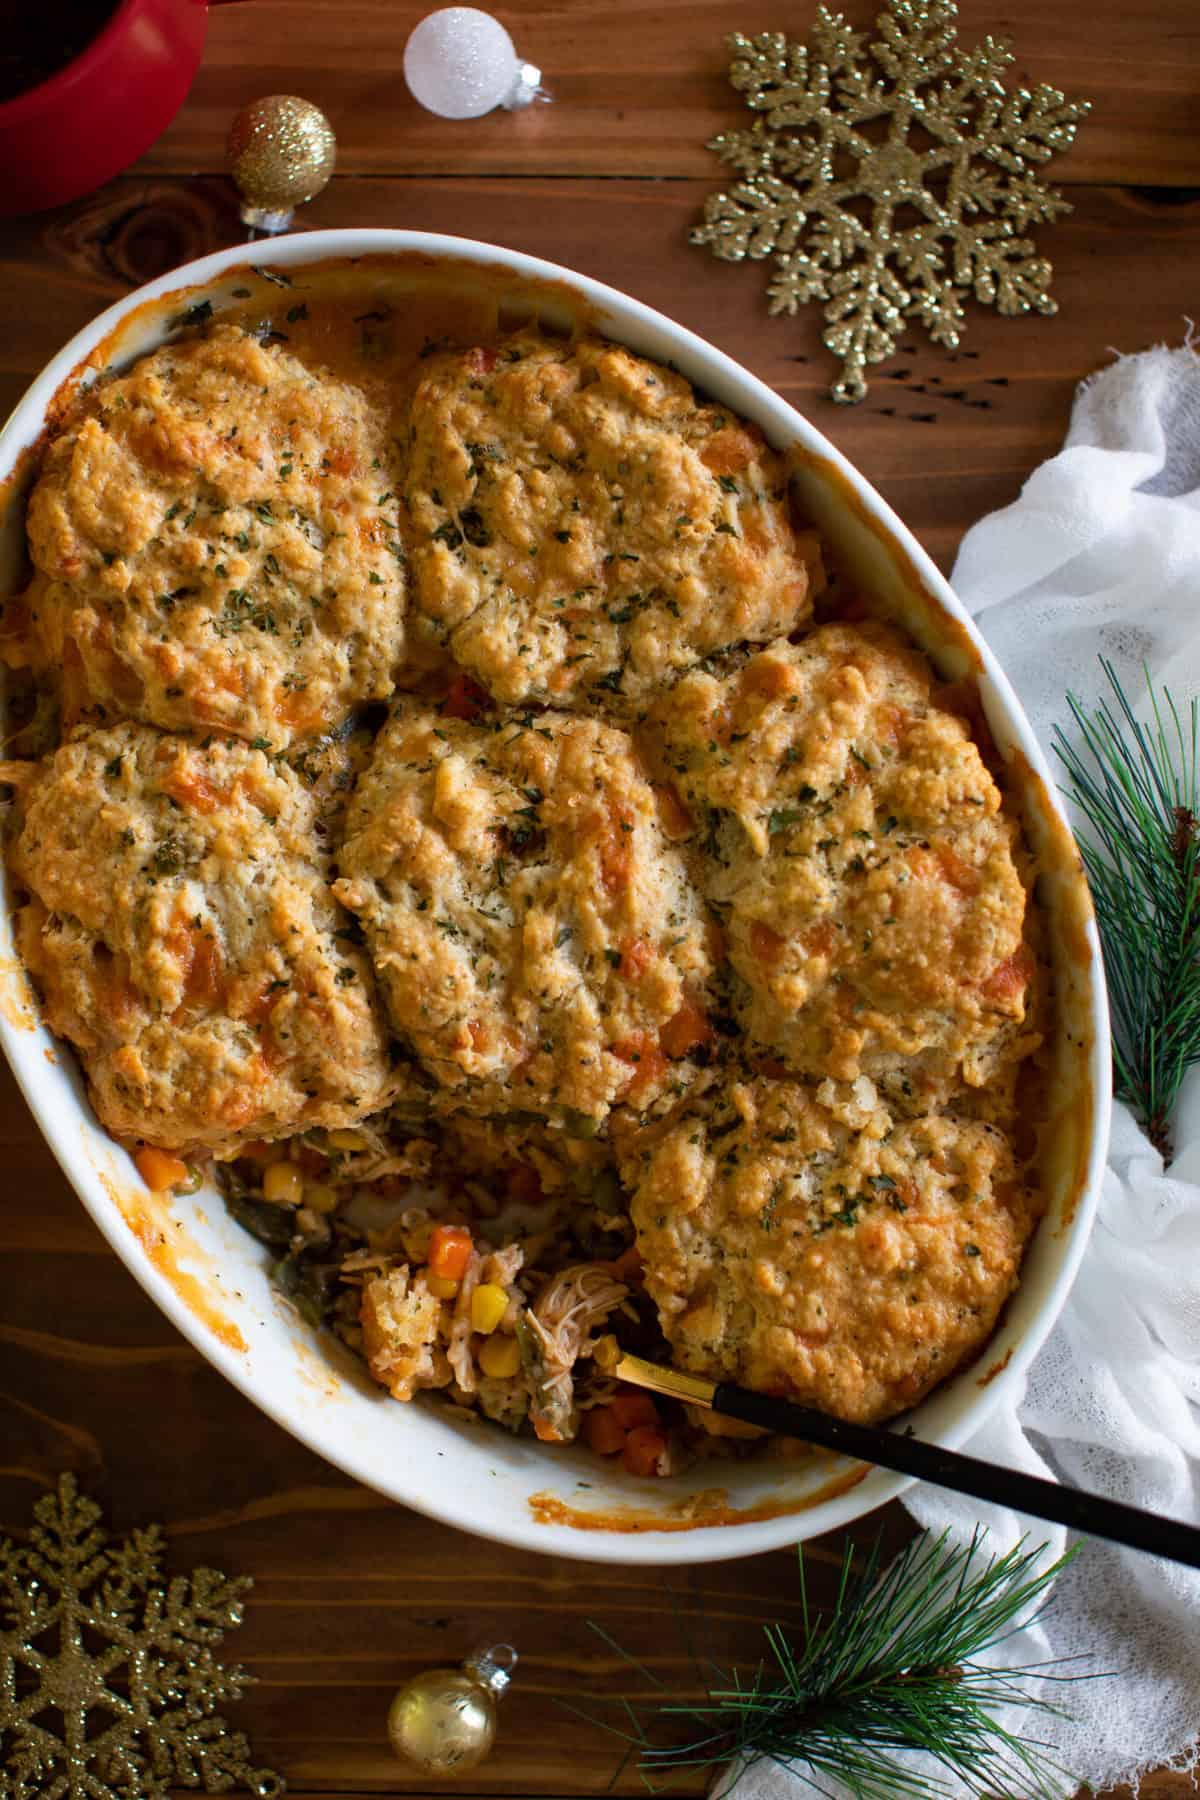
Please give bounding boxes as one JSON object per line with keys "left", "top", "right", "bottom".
{"left": 0, "top": 0, "right": 209, "bottom": 217}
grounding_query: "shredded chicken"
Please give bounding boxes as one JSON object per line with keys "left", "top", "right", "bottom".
{"left": 447, "top": 1249, "right": 485, "bottom": 1394}
{"left": 322, "top": 1128, "right": 437, "bottom": 1187}
{"left": 518, "top": 1263, "right": 627, "bottom": 1442}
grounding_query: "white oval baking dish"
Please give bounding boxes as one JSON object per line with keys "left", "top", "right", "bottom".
{"left": 0, "top": 230, "right": 1110, "bottom": 1563}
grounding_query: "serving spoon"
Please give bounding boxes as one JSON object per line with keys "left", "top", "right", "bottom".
{"left": 616, "top": 1352, "right": 1200, "bottom": 1570}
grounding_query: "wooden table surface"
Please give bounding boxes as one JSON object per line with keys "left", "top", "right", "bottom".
{"left": 2, "top": 2, "right": 1198, "bottom": 1794}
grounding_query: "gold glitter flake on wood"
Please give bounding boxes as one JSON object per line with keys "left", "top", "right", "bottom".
{"left": 0, "top": 1475, "right": 281, "bottom": 1800}
{"left": 692, "top": 0, "right": 1090, "bottom": 402}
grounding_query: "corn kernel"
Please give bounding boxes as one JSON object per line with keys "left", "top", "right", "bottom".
{"left": 327, "top": 1128, "right": 368, "bottom": 1152}
{"left": 304, "top": 1182, "right": 339, "bottom": 1215}
{"left": 478, "top": 1332, "right": 521, "bottom": 1379}
{"left": 593, "top": 1333, "right": 621, "bottom": 1372}
{"left": 262, "top": 1161, "right": 304, "bottom": 1205}
{"left": 470, "top": 1283, "right": 508, "bottom": 1335}
{"left": 426, "top": 1272, "right": 459, "bottom": 1300}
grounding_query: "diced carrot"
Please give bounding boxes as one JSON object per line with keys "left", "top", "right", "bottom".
{"left": 653, "top": 782, "right": 693, "bottom": 841}
{"left": 804, "top": 920, "right": 838, "bottom": 959}
{"left": 135, "top": 1147, "right": 189, "bottom": 1193}
{"left": 428, "top": 1223, "right": 473, "bottom": 1281}
{"left": 610, "top": 1391, "right": 660, "bottom": 1432}
{"left": 906, "top": 844, "right": 979, "bottom": 894}
{"left": 583, "top": 1406, "right": 628, "bottom": 1457}
{"left": 740, "top": 658, "right": 794, "bottom": 703}
{"left": 905, "top": 846, "right": 939, "bottom": 883}
{"left": 750, "top": 921, "right": 785, "bottom": 966}
{"left": 699, "top": 425, "right": 761, "bottom": 476}
{"left": 982, "top": 944, "right": 1034, "bottom": 1003}
{"left": 935, "top": 845, "right": 981, "bottom": 895}
{"left": 610, "top": 1244, "right": 644, "bottom": 1284}
{"left": 612, "top": 1032, "right": 668, "bottom": 1095}
{"left": 660, "top": 1001, "right": 713, "bottom": 1060}
{"left": 619, "top": 936, "right": 652, "bottom": 981}
{"left": 622, "top": 1425, "right": 670, "bottom": 1477}
{"left": 277, "top": 687, "right": 317, "bottom": 731}
{"left": 441, "top": 673, "right": 491, "bottom": 720}
{"left": 162, "top": 765, "right": 225, "bottom": 814}
{"left": 182, "top": 928, "right": 223, "bottom": 1007}
{"left": 598, "top": 805, "right": 636, "bottom": 894}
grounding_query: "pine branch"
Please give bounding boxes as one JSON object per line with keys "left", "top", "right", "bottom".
{"left": 1054, "top": 659, "right": 1200, "bottom": 1159}
{"left": 579, "top": 1529, "right": 1095, "bottom": 1800}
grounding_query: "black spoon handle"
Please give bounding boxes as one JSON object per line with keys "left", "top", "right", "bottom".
{"left": 714, "top": 1378, "right": 1200, "bottom": 1569}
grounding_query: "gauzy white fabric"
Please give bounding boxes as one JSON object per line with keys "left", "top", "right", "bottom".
{"left": 732, "top": 345, "right": 1200, "bottom": 1800}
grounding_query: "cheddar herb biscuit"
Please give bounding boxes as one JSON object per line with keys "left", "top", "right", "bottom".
{"left": 617, "top": 1074, "right": 1039, "bottom": 1423}
{"left": 334, "top": 700, "right": 715, "bottom": 1124}
{"left": 13, "top": 724, "right": 399, "bottom": 1156}
{"left": 642, "top": 622, "right": 1037, "bottom": 1104}
{"left": 25, "top": 326, "right": 405, "bottom": 745}
{"left": 402, "top": 332, "right": 820, "bottom": 711}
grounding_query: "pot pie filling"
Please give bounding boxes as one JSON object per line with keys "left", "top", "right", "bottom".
{"left": 0, "top": 286, "right": 1048, "bottom": 1479}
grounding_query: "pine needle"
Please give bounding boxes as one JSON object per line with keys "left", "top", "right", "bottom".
{"left": 580, "top": 1530, "right": 1095, "bottom": 1800}
{"left": 1053, "top": 659, "right": 1200, "bottom": 1159}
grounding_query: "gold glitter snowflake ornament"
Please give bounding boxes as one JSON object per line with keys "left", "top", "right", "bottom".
{"left": 0, "top": 1475, "right": 281, "bottom": 1799}
{"left": 692, "top": 0, "right": 1090, "bottom": 401}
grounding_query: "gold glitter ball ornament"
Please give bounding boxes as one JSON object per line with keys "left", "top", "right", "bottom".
{"left": 0, "top": 1474, "right": 281, "bottom": 1798}
{"left": 691, "top": 0, "right": 1091, "bottom": 402}
{"left": 388, "top": 1644, "right": 516, "bottom": 1776}
{"left": 227, "top": 94, "right": 337, "bottom": 235}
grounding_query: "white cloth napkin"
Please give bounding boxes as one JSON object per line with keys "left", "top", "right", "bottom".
{"left": 734, "top": 343, "right": 1200, "bottom": 1800}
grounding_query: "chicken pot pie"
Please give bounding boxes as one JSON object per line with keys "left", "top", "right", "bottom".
{"left": 1, "top": 285, "right": 1051, "bottom": 1482}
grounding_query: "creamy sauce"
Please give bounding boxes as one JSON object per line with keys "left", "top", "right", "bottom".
{"left": 101, "top": 1173, "right": 248, "bottom": 1354}
{"left": 0, "top": 953, "right": 36, "bottom": 1030}
{"left": 530, "top": 1461, "right": 871, "bottom": 1532}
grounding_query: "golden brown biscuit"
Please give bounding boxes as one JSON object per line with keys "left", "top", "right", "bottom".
{"left": 334, "top": 699, "right": 716, "bottom": 1124}
{"left": 12, "top": 724, "right": 399, "bottom": 1156}
{"left": 26, "top": 325, "right": 405, "bottom": 745}
{"left": 642, "top": 622, "right": 1037, "bottom": 1103}
{"left": 616, "top": 1074, "right": 1040, "bottom": 1423}
{"left": 401, "top": 332, "right": 820, "bottom": 710}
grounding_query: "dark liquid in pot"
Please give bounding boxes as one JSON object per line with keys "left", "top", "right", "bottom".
{"left": 0, "top": 1, "right": 120, "bottom": 105}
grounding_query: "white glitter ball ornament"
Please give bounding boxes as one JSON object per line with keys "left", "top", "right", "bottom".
{"left": 403, "top": 8, "right": 544, "bottom": 119}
